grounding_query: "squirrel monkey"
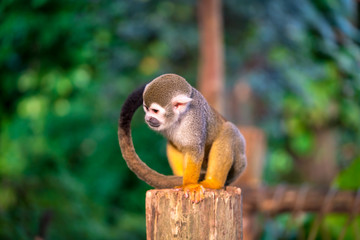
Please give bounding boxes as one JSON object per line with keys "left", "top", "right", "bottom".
{"left": 118, "top": 74, "right": 246, "bottom": 203}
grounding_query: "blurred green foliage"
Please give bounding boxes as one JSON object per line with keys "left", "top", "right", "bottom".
{"left": 224, "top": 0, "right": 360, "bottom": 184}
{"left": 0, "top": 0, "right": 359, "bottom": 239}
{"left": 0, "top": 0, "right": 197, "bottom": 239}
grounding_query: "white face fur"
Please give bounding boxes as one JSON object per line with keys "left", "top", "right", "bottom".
{"left": 143, "top": 94, "right": 192, "bottom": 131}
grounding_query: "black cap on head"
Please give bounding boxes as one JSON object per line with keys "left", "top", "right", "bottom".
{"left": 143, "top": 74, "right": 192, "bottom": 107}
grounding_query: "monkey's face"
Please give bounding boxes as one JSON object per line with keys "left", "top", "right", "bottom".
{"left": 143, "top": 102, "right": 166, "bottom": 130}
{"left": 143, "top": 94, "right": 192, "bottom": 131}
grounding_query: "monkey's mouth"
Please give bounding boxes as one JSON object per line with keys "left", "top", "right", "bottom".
{"left": 148, "top": 122, "right": 160, "bottom": 128}
{"left": 147, "top": 118, "right": 161, "bottom": 128}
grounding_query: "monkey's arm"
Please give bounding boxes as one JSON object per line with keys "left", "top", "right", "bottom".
{"left": 183, "top": 153, "right": 203, "bottom": 185}
{"left": 174, "top": 150, "right": 206, "bottom": 203}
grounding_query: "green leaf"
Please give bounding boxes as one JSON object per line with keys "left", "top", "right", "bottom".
{"left": 335, "top": 157, "right": 360, "bottom": 189}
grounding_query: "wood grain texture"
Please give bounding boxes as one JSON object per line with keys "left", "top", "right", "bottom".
{"left": 146, "top": 187, "right": 243, "bottom": 240}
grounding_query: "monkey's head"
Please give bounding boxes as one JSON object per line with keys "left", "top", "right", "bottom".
{"left": 143, "top": 74, "right": 193, "bottom": 131}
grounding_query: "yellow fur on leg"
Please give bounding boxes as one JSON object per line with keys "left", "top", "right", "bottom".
{"left": 200, "top": 178, "right": 223, "bottom": 189}
{"left": 200, "top": 123, "right": 235, "bottom": 189}
{"left": 166, "top": 143, "right": 184, "bottom": 176}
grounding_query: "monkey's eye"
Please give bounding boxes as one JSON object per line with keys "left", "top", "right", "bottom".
{"left": 152, "top": 109, "right": 159, "bottom": 113}
{"left": 143, "top": 105, "right": 149, "bottom": 111}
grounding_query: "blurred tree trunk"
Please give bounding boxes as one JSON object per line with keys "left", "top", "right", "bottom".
{"left": 197, "top": 2, "right": 268, "bottom": 238}
{"left": 197, "top": 0, "right": 224, "bottom": 113}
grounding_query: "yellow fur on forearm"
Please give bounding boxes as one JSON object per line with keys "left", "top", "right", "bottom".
{"left": 183, "top": 153, "right": 202, "bottom": 185}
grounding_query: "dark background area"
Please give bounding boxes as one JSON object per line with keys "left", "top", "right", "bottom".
{"left": 0, "top": 0, "right": 359, "bottom": 239}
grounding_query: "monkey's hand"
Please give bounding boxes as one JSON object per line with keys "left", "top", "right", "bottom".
{"left": 175, "top": 184, "right": 205, "bottom": 204}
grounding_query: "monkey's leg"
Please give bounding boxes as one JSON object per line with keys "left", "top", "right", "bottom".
{"left": 200, "top": 122, "right": 237, "bottom": 189}
{"left": 166, "top": 143, "right": 184, "bottom": 176}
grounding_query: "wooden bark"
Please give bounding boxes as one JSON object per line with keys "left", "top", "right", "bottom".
{"left": 146, "top": 187, "right": 243, "bottom": 240}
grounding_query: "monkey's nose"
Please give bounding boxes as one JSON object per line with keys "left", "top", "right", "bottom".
{"left": 147, "top": 117, "right": 160, "bottom": 128}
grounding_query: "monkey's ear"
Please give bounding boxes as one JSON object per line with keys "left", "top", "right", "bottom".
{"left": 172, "top": 95, "right": 192, "bottom": 113}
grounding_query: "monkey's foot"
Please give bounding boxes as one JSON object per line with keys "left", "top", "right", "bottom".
{"left": 175, "top": 184, "right": 205, "bottom": 204}
{"left": 200, "top": 178, "right": 223, "bottom": 189}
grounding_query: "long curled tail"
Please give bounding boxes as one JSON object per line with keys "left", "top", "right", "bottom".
{"left": 118, "top": 84, "right": 183, "bottom": 188}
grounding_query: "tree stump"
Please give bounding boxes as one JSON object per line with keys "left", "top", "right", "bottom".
{"left": 146, "top": 186, "right": 243, "bottom": 240}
